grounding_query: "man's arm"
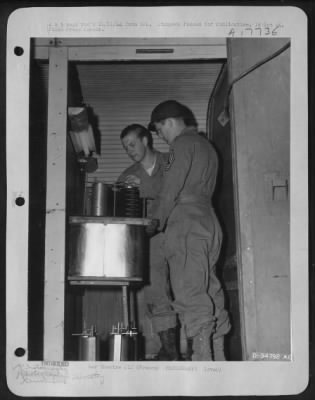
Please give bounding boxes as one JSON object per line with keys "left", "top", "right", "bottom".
{"left": 153, "top": 137, "right": 193, "bottom": 230}
{"left": 117, "top": 164, "right": 141, "bottom": 185}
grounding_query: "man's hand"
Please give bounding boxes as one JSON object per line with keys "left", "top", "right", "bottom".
{"left": 122, "top": 175, "right": 140, "bottom": 186}
{"left": 146, "top": 219, "right": 159, "bottom": 237}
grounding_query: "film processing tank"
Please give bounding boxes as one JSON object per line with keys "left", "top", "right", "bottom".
{"left": 68, "top": 181, "right": 152, "bottom": 360}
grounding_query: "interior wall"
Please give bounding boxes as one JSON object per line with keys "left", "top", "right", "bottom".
{"left": 228, "top": 38, "right": 290, "bottom": 359}
{"left": 209, "top": 63, "right": 242, "bottom": 361}
{"left": 210, "top": 64, "right": 236, "bottom": 261}
{"left": 28, "top": 60, "right": 48, "bottom": 360}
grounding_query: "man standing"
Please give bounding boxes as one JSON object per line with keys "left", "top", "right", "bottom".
{"left": 118, "top": 124, "right": 179, "bottom": 360}
{"left": 148, "top": 101, "right": 230, "bottom": 361}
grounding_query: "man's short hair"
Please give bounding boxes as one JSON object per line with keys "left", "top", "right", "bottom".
{"left": 148, "top": 100, "right": 198, "bottom": 132}
{"left": 120, "top": 124, "right": 153, "bottom": 149}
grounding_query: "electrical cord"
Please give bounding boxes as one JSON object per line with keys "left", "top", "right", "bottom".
{"left": 226, "top": 40, "right": 291, "bottom": 99}
{"left": 215, "top": 40, "right": 291, "bottom": 127}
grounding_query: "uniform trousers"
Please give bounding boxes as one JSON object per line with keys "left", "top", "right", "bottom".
{"left": 163, "top": 203, "right": 230, "bottom": 339}
{"left": 144, "top": 232, "right": 177, "bottom": 333}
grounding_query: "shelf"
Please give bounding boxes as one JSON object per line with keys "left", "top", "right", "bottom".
{"left": 68, "top": 276, "right": 143, "bottom": 286}
{"left": 69, "top": 216, "right": 152, "bottom": 226}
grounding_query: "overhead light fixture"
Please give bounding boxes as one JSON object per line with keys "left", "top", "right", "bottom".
{"left": 68, "top": 106, "right": 96, "bottom": 157}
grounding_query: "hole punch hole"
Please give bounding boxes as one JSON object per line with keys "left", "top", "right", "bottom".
{"left": 14, "top": 46, "right": 24, "bottom": 56}
{"left": 15, "top": 347, "right": 26, "bottom": 357}
{"left": 15, "top": 197, "right": 25, "bottom": 206}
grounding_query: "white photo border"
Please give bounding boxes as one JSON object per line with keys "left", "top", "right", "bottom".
{"left": 6, "top": 6, "right": 308, "bottom": 397}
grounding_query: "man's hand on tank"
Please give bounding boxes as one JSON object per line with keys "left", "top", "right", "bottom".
{"left": 123, "top": 175, "right": 140, "bottom": 186}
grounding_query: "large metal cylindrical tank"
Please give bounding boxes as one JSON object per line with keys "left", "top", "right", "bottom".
{"left": 68, "top": 217, "right": 151, "bottom": 280}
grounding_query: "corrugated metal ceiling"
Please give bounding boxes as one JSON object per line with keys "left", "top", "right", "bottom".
{"left": 37, "top": 60, "right": 224, "bottom": 183}
{"left": 75, "top": 61, "right": 224, "bottom": 183}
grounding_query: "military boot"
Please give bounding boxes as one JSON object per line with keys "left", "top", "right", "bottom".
{"left": 155, "top": 327, "right": 180, "bottom": 361}
{"left": 213, "top": 335, "right": 226, "bottom": 361}
{"left": 191, "top": 325, "right": 214, "bottom": 361}
{"left": 184, "top": 338, "right": 193, "bottom": 361}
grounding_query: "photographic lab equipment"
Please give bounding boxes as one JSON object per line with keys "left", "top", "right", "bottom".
{"left": 91, "top": 182, "right": 114, "bottom": 217}
{"left": 68, "top": 216, "right": 151, "bottom": 361}
{"left": 72, "top": 324, "right": 100, "bottom": 361}
{"left": 108, "top": 323, "right": 139, "bottom": 361}
{"left": 87, "top": 181, "right": 147, "bottom": 218}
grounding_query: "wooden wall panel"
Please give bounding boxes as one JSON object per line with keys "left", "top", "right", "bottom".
{"left": 43, "top": 47, "right": 68, "bottom": 360}
{"left": 228, "top": 38, "right": 290, "bottom": 359}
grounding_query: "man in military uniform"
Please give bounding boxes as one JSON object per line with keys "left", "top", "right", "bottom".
{"left": 118, "top": 124, "right": 179, "bottom": 360}
{"left": 147, "top": 101, "right": 231, "bottom": 361}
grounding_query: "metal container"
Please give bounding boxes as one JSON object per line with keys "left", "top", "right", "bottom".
{"left": 73, "top": 325, "right": 100, "bottom": 361}
{"left": 108, "top": 325, "right": 138, "bottom": 361}
{"left": 108, "top": 334, "right": 130, "bottom": 361}
{"left": 91, "top": 182, "right": 113, "bottom": 217}
{"left": 68, "top": 217, "right": 150, "bottom": 279}
{"left": 115, "top": 184, "right": 145, "bottom": 218}
{"left": 78, "top": 335, "right": 100, "bottom": 361}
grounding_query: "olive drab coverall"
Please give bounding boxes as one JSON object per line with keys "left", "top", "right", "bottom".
{"left": 153, "top": 127, "right": 231, "bottom": 339}
{"left": 118, "top": 152, "right": 177, "bottom": 333}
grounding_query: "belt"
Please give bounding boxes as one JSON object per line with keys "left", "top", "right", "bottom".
{"left": 176, "top": 194, "right": 212, "bottom": 206}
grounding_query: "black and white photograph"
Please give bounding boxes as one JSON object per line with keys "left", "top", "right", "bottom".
{"left": 4, "top": 5, "right": 309, "bottom": 398}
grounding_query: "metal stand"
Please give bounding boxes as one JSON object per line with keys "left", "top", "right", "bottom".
{"left": 69, "top": 277, "right": 141, "bottom": 323}
{"left": 121, "top": 285, "right": 129, "bottom": 327}
{"left": 68, "top": 276, "right": 142, "bottom": 361}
